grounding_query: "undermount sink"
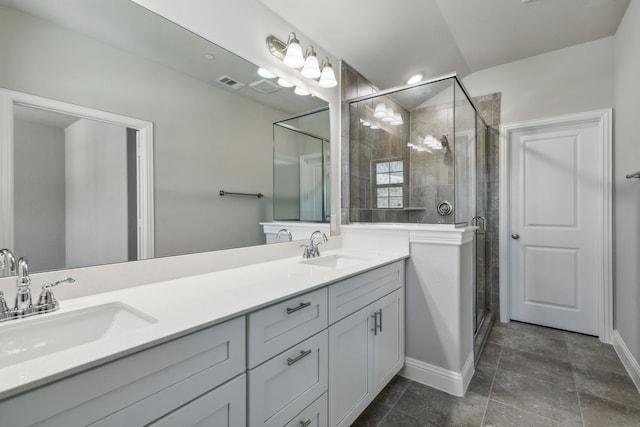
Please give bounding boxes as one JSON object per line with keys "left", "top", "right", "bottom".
{"left": 0, "top": 302, "right": 157, "bottom": 366}
{"left": 300, "top": 254, "right": 369, "bottom": 269}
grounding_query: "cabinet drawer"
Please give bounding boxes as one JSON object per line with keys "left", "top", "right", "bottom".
{"left": 1, "top": 316, "right": 246, "bottom": 427}
{"left": 285, "top": 392, "right": 327, "bottom": 427}
{"left": 328, "top": 261, "right": 403, "bottom": 324}
{"left": 149, "top": 374, "right": 246, "bottom": 427}
{"left": 249, "top": 330, "right": 328, "bottom": 427}
{"left": 248, "top": 287, "right": 327, "bottom": 368}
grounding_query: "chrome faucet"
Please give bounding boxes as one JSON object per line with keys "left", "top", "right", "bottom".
{"left": 0, "top": 248, "right": 16, "bottom": 277}
{"left": 301, "top": 230, "right": 328, "bottom": 258}
{"left": 0, "top": 256, "right": 75, "bottom": 322}
{"left": 276, "top": 228, "right": 293, "bottom": 242}
{"left": 14, "top": 257, "right": 33, "bottom": 315}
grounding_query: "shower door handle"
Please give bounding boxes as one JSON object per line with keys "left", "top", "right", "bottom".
{"left": 511, "top": 233, "right": 520, "bottom": 240}
{"left": 472, "top": 216, "right": 486, "bottom": 235}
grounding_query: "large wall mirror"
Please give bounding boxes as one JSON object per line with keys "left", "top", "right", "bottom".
{"left": 0, "top": 0, "right": 330, "bottom": 274}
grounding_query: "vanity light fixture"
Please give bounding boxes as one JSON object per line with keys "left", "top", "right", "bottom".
{"left": 267, "top": 33, "right": 337, "bottom": 89}
{"left": 382, "top": 108, "right": 395, "bottom": 122}
{"left": 423, "top": 134, "right": 443, "bottom": 149}
{"left": 294, "top": 86, "right": 311, "bottom": 96}
{"left": 282, "top": 33, "right": 305, "bottom": 68}
{"left": 301, "top": 47, "right": 321, "bottom": 79}
{"left": 391, "top": 113, "right": 404, "bottom": 126}
{"left": 277, "top": 78, "right": 294, "bottom": 88}
{"left": 257, "top": 67, "right": 277, "bottom": 79}
{"left": 318, "top": 59, "right": 337, "bottom": 88}
{"left": 373, "top": 103, "right": 388, "bottom": 118}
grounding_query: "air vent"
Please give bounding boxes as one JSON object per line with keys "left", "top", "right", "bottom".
{"left": 249, "top": 79, "right": 281, "bottom": 94}
{"left": 216, "top": 75, "right": 245, "bottom": 90}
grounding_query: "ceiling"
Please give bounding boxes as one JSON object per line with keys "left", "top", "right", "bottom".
{"left": 260, "top": 0, "right": 630, "bottom": 90}
{"left": 0, "top": 0, "right": 327, "bottom": 115}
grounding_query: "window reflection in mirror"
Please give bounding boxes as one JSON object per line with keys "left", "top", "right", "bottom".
{"left": 273, "top": 108, "right": 330, "bottom": 223}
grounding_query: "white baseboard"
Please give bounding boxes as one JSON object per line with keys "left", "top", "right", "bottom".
{"left": 612, "top": 330, "right": 640, "bottom": 393}
{"left": 399, "top": 354, "right": 475, "bottom": 397}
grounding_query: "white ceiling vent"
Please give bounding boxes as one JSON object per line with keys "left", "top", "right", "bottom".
{"left": 216, "top": 75, "right": 245, "bottom": 90}
{"left": 249, "top": 79, "right": 282, "bottom": 94}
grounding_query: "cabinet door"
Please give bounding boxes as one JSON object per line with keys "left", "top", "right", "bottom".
{"left": 149, "top": 374, "right": 246, "bottom": 427}
{"left": 372, "top": 288, "right": 405, "bottom": 394}
{"left": 328, "top": 305, "right": 374, "bottom": 427}
{"left": 248, "top": 330, "right": 328, "bottom": 427}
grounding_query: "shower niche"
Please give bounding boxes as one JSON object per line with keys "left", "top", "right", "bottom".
{"left": 348, "top": 76, "right": 486, "bottom": 227}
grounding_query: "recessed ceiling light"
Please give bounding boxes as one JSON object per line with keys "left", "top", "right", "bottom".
{"left": 406, "top": 73, "right": 423, "bottom": 85}
{"left": 204, "top": 53, "right": 215, "bottom": 60}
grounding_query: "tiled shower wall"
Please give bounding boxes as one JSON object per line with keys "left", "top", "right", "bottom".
{"left": 340, "top": 61, "right": 502, "bottom": 319}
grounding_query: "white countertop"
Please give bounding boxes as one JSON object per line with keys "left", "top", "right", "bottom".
{"left": 0, "top": 248, "right": 407, "bottom": 400}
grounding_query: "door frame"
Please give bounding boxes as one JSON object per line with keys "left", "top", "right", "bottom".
{"left": 0, "top": 88, "right": 155, "bottom": 260}
{"left": 498, "top": 109, "right": 613, "bottom": 343}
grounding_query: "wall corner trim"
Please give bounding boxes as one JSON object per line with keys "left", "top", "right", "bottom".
{"left": 612, "top": 330, "right": 640, "bottom": 393}
{"left": 400, "top": 354, "right": 474, "bottom": 397}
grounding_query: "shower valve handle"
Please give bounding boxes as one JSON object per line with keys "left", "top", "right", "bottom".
{"left": 511, "top": 233, "right": 520, "bottom": 240}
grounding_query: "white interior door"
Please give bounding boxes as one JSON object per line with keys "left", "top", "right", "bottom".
{"left": 509, "top": 116, "right": 607, "bottom": 335}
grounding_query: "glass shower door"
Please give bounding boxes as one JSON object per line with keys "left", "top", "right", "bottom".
{"left": 474, "top": 117, "right": 489, "bottom": 334}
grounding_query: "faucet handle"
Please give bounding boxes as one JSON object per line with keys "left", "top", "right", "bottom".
{"left": 37, "top": 277, "right": 75, "bottom": 313}
{"left": 0, "top": 291, "right": 9, "bottom": 318}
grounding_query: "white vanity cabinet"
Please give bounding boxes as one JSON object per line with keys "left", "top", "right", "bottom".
{"left": 247, "top": 288, "right": 329, "bottom": 427}
{"left": 327, "top": 261, "right": 405, "bottom": 427}
{"left": 0, "top": 316, "right": 246, "bottom": 427}
{"left": 149, "top": 373, "right": 246, "bottom": 427}
{"left": 0, "top": 256, "right": 406, "bottom": 427}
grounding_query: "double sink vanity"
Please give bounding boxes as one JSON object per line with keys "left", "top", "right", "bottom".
{"left": 0, "top": 247, "right": 407, "bottom": 427}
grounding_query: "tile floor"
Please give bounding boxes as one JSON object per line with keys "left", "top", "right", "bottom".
{"left": 353, "top": 321, "right": 640, "bottom": 426}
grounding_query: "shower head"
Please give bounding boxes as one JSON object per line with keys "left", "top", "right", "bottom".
{"left": 440, "top": 134, "right": 452, "bottom": 166}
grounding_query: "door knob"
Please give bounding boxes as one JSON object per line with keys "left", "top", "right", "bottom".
{"left": 511, "top": 233, "right": 520, "bottom": 240}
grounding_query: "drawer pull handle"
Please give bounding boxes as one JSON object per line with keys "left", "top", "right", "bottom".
{"left": 286, "top": 301, "right": 311, "bottom": 314}
{"left": 287, "top": 349, "right": 312, "bottom": 366}
{"left": 299, "top": 419, "right": 312, "bottom": 427}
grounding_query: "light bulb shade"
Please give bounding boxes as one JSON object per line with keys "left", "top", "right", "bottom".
{"left": 373, "top": 103, "right": 388, "bottom": 118}
{"left": 277, "top": 78, "right": 294, "bottom": 88}
{"left": 283, "top": 35, "right": 305, "bottom": 68}
{"left": 391, "top": 113, "right": 404, "bottom": 125}
{"left": 301, "top": 54, "right": 321, "bottom": 78}
{"left": 294, "top": 86, "right": 310, "bottom": 96}
{"left": 318, "top": 62, "right": 337, "bottom": 88}
{"left": 424, "top": 135, "right": 442, "bottom": 149}
{"left": 257, "top": 67, "right": 277, "bottom": 79}
{"left": 382, "top": 108, "right": 395, "bottom": 122}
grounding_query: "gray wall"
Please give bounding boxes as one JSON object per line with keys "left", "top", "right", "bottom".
{"left": 65, "top": 119, "right": 128, "bottom": 268}
{"left": 614, "top": 0, "right": 640, "bottom": 366}
{"left": 462, "top": 37, "right": 614, "bottom": 124}
{"left": 462, "top": 37, "right": 616, "bottom": 325}
{"left": 0, "top": 6, "right": 285, "bottom": 259}
{"left": 13, "top": 119, "right": 66, "bottom": 271}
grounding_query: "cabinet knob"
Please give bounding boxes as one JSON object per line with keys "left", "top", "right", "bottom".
{"left": 511, "top": 233, "right": 520, "bottom": 240}
{"left": 299, "top": 419, "right": 311, "bottom": 427}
